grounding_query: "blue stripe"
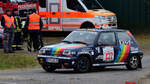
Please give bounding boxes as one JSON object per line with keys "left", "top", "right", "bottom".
{"left": 114, "top": 45, "right": 123, "bottom": 62}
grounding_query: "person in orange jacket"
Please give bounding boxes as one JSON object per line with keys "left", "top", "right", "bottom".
{"left": 24, "top": 11, "right": 43, "bottom": 52}
{"left": 1, "top": 9, "right": 15, "bottom": 53}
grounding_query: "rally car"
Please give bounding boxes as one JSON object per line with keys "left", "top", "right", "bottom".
{"left": 37, "top": 29, "right": 143, "bottom": 72}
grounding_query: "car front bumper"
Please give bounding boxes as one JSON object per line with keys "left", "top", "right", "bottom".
{"left": 37, "top": 55, "right": 77, "bottom": 68}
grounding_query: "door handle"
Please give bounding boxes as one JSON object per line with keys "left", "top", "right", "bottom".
{"left": 66, "top": 13, "right": 70, "bottom": 15}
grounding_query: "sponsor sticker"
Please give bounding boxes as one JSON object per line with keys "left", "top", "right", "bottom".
{"left": 102, "top": 46, "right": 114, "bottom": 61}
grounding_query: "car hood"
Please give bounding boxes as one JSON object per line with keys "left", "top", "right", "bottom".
{"left": 88, "top": 9, "right": 116, "bottom": 16}
{"left": 42, "top": 43, "right": 87, "bottom": 56}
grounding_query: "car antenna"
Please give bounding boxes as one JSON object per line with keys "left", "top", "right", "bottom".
{"left": 95, "top": 0, "right": 104, "bottom": 9}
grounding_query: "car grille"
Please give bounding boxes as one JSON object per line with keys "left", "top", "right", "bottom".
{"left": 106, "top": 16, "right": 116, "bottom": 23}
{"left": 42, "top": 49, "right": 63, "bottom": 56}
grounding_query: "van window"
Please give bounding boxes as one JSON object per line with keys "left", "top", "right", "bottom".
{"left": 39, "top": 0, "right": 46, "bottom": 8}
{"left": 81, "top": 0, "right": 103, "bottom": 10}
{"left": 66, "top": 0, "right": 85, "bottom": 12}
{"left": 1, "top": 0, "right": 7, "bottom": 3}
{"left": 98, "top": 32, "right": 116, "bottom": 45}
{"left": 117, "top": 32, "right": 133, "bottom": 45}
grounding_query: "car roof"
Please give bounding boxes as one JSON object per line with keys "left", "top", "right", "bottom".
{"left": 76, "top": 28, "right": 126, "bottom": 32}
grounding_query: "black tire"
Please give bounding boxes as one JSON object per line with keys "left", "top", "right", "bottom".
{"left": 99, "top": 66, "right": 106, "bottom": 70}
{"left": 80, "top": 23, "right": 95, "bottom": 29}
{"left": 42, "top": 65, "right": 56, "bottom": 72}
{"left": 74, "top": 57, "right": 91, "bottom": 73}
{"left": 126, "top": 56, "right": 139, "bottom": 70}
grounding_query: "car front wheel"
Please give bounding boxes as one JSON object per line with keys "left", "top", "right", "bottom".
{"left": 126, "top": 56, "right": 139, "bottom": 70}
{"left": 74, "top": 57, "right": 91, "bottom": 73}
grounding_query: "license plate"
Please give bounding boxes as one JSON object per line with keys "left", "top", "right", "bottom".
{"left": 46, "top": 58, "right": 59, "bottom": 63}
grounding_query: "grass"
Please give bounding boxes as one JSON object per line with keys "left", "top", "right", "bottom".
{"left": 0, "top": 51, "right": 39, "bottom": 70}
{"left": 134, "top": 34, "right": 150, "bottom": 56}
{"left": 0, "top": 36, "right": 64, "bottom": 70}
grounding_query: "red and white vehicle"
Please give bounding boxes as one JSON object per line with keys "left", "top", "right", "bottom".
{"left": 0, "top": 0, "right": 39, "bottom": 46}
{"left": 39, "top": 0, "right": 118, "bottom": 31}
{"left": 0, "top": 0, "right": 39, "bottom": 28}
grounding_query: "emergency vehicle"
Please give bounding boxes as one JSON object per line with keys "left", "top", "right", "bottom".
{"left": 0, "top": 0, "right": 39, "bottom": 27}
{"left": 37, "top": 29, "right": 143, "bottom": 72}
{"left": 39, "top": 0, "right": 118, "bottom": 31}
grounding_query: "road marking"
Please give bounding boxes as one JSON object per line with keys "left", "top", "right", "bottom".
{"left": 0, "top": 82, "right": 17, "bottom": 84}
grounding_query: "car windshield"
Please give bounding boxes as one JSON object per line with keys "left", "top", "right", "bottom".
{"left": 9, "top": 0, "right": 37, "bottom": 3}
{"left": 63, "top": 31, "right": 98, "bottom": 44}
{"left": 81, "top": 0, "right": 103, "bottom": 10}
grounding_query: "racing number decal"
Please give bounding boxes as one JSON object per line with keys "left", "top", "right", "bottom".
{"left": 102, "top": 46, "right": 114, "bottom": 61}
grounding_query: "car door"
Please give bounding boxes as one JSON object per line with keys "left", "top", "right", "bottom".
{"left": 114, "top": 31, "right": 132, "bottom": 63}
{"left": 95, "top": 31, "right": 118, "bottom": 63}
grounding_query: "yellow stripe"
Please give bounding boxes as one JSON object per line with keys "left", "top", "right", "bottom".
{"left": 118, "top": 45, "right": 126, "bottom": 62}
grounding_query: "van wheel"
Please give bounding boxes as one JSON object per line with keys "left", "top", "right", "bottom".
{"left": 126, "top": 56, "right": 139, "bottom": 70}
{"left": 42, "top": 65, "right": 56, "bottom": 72}
{"left": 74, "top": 57, "right": 91, "bottom": 73}
{"left": 80, "top": 23, "right": 95, "bottom": 29}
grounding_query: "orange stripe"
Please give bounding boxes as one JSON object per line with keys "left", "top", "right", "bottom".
{"left": 42, "top": 29, "right": 61, "bottom": 32}
{"left": 43, "top": 24, "right": 101, "bottom": 27}
{"left": 88, "top": 10, "right": 116, "bottom": 16}
{"left": 95, "top": 25, "right": 101, "bottom": 27}
{"left": 43, "top": 24, "right": 81, "bottom": 27}
{"left": 39, "top": 12, "right": 95, "bottom": 18}
{"left": 63, "top": 24, "right": 81, "bottom": 27}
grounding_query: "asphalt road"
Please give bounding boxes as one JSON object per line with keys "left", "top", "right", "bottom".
{"left": 0, "top": 56, "right": 150, "bottom": 84}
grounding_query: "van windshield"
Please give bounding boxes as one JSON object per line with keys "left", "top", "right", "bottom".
{"left": 81, "top": 0, "right": 103, "bottom": 10}
{"left": 9, "top": 0, "right": 37, "bottom": 3}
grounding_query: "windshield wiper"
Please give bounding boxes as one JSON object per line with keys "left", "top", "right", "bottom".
{"left": 72, "top": 41, "right": 88, "bottom": 44}
{"left": 62, "top": 40, "right": 72, "bottom": 43}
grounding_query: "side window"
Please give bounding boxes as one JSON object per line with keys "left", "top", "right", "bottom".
{"left": 66, "top": 0, "right": 85, "bottom": 12}
{"left": 98, "top": 32, "right": 116, "bottom": 45}
{"left": 117, "top": 32, "right": 133, "bottom": 45}
{"left": 39, "top": 0, "right": 46, "bottom": 8}
{"left": 2, "top": 0, "right": 7, "bottom": 3}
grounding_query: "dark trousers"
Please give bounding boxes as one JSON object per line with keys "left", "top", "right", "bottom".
{"left": 4, "top": 31, "right": 14, "bottom": 53}
{"left": 27, "top": 31, "right": 43, "bottom": 51}
{"left": 12, "top": 32, "right": 23, "bottom": 48}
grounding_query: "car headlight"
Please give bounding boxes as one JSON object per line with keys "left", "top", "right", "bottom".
{"left": 63, "top": 50, "right": 76, "bottom": 56}
{"left": 38, "top": 47, "right": 46, "bottom": 55}
{"left": 39, "top": 49, "right": 45, "bottom": 55}
{"left": 112, "top": 16, "right": 117, "bottom": 22}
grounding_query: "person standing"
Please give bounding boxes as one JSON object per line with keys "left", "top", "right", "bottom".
{"left": 1, "top": 9, "right": 15, "bottom": 53}
{"left": 12, "top": 8, "right": 23, "bottom": 50}
{"left": 24, "top": 11, "right": 43, "bottom": 52}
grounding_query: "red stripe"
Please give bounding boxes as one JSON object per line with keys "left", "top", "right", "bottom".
{"left": 120, "top": 45, "right": 130, "bottom": 62}
{"left": 58, "top": 45, "right": 86, "bottom": 56}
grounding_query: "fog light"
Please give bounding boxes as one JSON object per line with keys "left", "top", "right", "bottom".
{"left": 64, "top": 63, "right": 69, "bottom": 65}
{"left": 39, "top": 58, "right": 44, "bottom": 64}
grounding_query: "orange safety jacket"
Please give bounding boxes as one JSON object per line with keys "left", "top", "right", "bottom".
{"left": 3, "top": 15, "right": 16, "bottom": 28}
{"left": 28, "top": 13, "right": 40, "bottom": 30}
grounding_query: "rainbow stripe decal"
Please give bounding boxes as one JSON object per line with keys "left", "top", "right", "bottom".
{"left": 114, "top": 45, "right": 130, "bottom": 62}
{"left": 51, "top": 43, "right": 86, "bottom": 56}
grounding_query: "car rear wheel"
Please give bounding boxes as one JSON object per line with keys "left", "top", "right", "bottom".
{"left": 74, "top": 57, "right": 91, "bottom": 73}
{"left": 126, "top": 56, "right": 139, "bottom": 70}
{"left": 42, "top": 65, "right": 56, "bottom": 72}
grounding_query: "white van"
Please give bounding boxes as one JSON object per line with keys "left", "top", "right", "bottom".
{"left": 39, "top": 0, "right": 117, "bottom": 31}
